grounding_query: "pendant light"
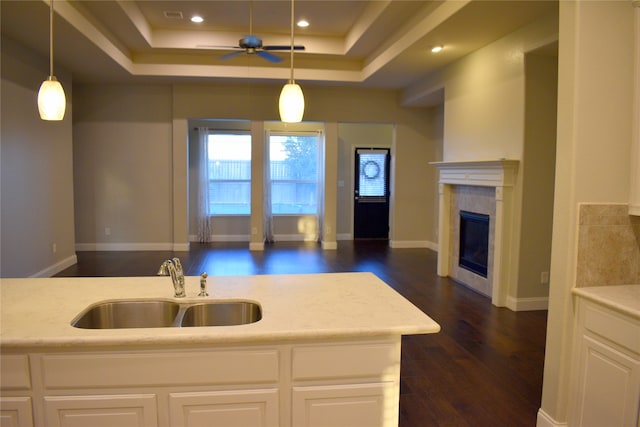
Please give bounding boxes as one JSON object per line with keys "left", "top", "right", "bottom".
{"left": 38, "top": 0, "right": 66, "bottom": 121}
{"left": 279, "top": 0, "right": 304, "bottom": 123}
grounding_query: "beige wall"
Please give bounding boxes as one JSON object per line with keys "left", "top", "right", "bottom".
{"left": 540, "top": 1, "right": 635, "bottom": 425}
{"left": 68, "top": 82, "right": 438, "bottom": 250}
{"left": 0, "top": 37, "right": 76, "bottom": 278}
{"left": 73, "top": 84, "right": 173, "bottom": 250}
{"left": 415, "top": 12, "right": 559, "bottom": 305}
{"left": 518, "top": 52, "right": 558, "bottom": 300}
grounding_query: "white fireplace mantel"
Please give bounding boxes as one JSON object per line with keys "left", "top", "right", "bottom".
{"left": 430, "top": 159, "right": 519, "bottom": 187}
{"left": 430, "top": 159, "right": 520, "bottom": 308}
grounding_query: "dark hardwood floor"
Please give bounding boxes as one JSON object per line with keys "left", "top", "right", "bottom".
{"left": 56, "top": 241, "right": 547, "bottom": 427}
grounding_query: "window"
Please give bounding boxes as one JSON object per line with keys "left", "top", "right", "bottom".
{"left": 269, "top": 133, "right": 320, "bottom": 214}
{"left": 207, "top": 133, "right": 251, "bottom": 215}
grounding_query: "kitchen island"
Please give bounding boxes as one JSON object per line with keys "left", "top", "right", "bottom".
{"left": 1, "top": 272, "right": 440, "bottom": 427}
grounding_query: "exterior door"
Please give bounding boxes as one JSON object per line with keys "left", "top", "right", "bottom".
{"left": 354, "top": 148, "right": 390, "bottom": 239}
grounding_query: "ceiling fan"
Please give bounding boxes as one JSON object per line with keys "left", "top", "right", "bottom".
{"left": 201, "top": 1, "right": 305, "bottom": 63}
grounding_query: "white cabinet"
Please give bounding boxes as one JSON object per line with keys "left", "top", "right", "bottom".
{"left": 0, "top": 355, "right": 33, "bottom": 427}
{"left": 292, "top": 383, "right": 389, "bottom": 427}
{"left": 0, "top": 397, "right": 33, "bottom": 427}
{"left": 291, "top": 340, "right": 401, "bottom": 427}
{"left": 569, "top": 298, "right": 640, "bottom": 426}
{"left": 1, "top": 338, "right": 402, "bottom": 427}
{"left": 169, "top": 389, "right": 279, "bottom": 427}
{"left": 43, "top": 394, "right": 157, "bottom": 427}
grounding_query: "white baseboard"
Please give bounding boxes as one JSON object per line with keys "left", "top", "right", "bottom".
{"left": 336, "top": 233, "right": 352, "bottom": 241}
{"left": 173, "top": 242, "right": 190, "bottom": 251}
{"left": 31, "top": 254, "right": 78, "bottom": 278}
{"left": 506, "top": 296, "right": 549, "bottom": 311}
{"left": 389, "top": 240, "right": 437, "bottom": 249}
{"left": 188, "top": 234, "right": 250, "bottom": 243}
{"left": 536, "top": 409, "right": 567, "bottom": 427}
{"left": 76, "top": 243, "right": 177, "bottom": 251}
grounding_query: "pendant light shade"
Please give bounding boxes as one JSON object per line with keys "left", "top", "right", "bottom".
{"left": 279, "top": 82, "right": 305, "bottom": 123}
{"left": 38, "top": 0, "right": 66, "bottom": 121}
{"left": 279, "top": 0, "right": 304, "bottom": 123}
{"left": 38, "top": 77, "right": 66, "bottom": 121}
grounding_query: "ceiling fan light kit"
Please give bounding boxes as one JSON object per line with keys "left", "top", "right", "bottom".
{"left": 38, "top": 0, "right": 66, "bottom": 121}
{"left": 279, "top": 0, "right": 304, "bottom": 123}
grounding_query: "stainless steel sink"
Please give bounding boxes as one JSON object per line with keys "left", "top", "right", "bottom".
{"left": 72, "top": 299, "right": 180, "bottom": 329}
{"left": 71, "top": 299, "right": 261, "bottom": 329}
{"left": 180, "top": 302, "right": 262, "bottom": 327}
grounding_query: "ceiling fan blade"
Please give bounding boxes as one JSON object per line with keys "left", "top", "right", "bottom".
{"left": 197, "top": 45, "right": 242, "bottom": 50}
{"left": 219, "top": 51, "right": 245, "bottom": 61}
{"left": 263, "top": 45, "right": 305, "bottom": 51}
{"left": 256, "top": 50, "right": 283, "bottom": 63}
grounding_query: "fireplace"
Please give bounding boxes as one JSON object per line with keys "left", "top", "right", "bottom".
{"left": 459, "top": 211, "right": 490, "bottom": 277}
{"left": 431, "top": 160, "right": 519, "bottom": 307}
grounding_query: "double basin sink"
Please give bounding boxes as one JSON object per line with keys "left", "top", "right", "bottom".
{"left": 71, "top": 299, "right": 261, "bottom": 329}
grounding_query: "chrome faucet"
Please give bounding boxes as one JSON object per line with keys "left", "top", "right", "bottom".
{"left": 157, "top": 258, "right": 186, "bottom": 298}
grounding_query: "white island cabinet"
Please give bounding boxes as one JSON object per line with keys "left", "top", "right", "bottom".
{"left": 0, "top": 273, "right": 440, "bottom": 427}
{"left": 569, "top": 285, "right": 640, "bottom": 427}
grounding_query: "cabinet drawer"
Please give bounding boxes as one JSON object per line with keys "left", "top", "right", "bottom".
{"left": 40, "top": 349, "right": 279, "bottom": 389}
{"left": 583, "top": 304, "right": 640, "bottom": 354}
{"left": 0, "top": 355, "right": 31, "bottom": 390}
{"left": 292, "top": 342, "right": 399, "bottom": 381}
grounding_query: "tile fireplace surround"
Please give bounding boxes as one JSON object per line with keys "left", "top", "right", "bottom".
{"left": 432, "top": 160, "right": 519, "bottom": 307}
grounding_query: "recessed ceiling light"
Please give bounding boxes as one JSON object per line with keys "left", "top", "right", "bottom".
{"left": 431, "top": 45, "right": 443, "bottom": 53}
{"left": 297, "top": 19, "right": 309, "bottom": 28}
{"left": 191, "top": 15, "right": 204, "bottom": 23}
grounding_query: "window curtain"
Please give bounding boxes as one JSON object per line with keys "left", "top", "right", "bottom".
{"left": 197, "top": 127, "right": 213, "bottom": 243}
{"left": 315, "top": 131, "right": 325, "bottom": 243}
{"left": 263, "top": 130, "right": 274, "bottom": 243}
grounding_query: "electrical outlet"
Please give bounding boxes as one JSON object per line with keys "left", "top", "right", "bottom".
{"left": 251, "top": 227, "right": 258, "bottom": 235}
{"left": 105, "top": 227, "right": 111, "bottom": 236}
{"left": 52, "top": 243, "right": 57, "bottom": 253}
{"left": 541, "top": 271, "right": 549, "bottom": 284}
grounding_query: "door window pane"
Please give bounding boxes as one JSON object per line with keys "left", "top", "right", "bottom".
{"left": 359, "top": 153, "right": 387, "bottom": 197}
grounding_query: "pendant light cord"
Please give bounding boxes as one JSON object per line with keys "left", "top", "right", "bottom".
{"left": 49, "top": 0, "right": 54, "bottom": 76}
{"left": 289, "top": 0, "right": 294, "bottom": 83}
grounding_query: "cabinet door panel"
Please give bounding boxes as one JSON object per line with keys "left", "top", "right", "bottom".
{"left": 43, "top": 394, "right": 157, "bottom": 427}
{"left": 169, "top": 389, "right": 279, "bottom": 427}
{"left": 293, "top": 383, "right": 393, "bottom": 427}
{"left": 574, "top": 336, "right": 640, "bottom": 427}
{"left": 0, "top": 397, "right": 33, "bottom": 427}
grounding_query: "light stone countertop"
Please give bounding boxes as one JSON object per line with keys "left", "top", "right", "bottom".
{"left": 572, "top": 284, "right": 640, "bottom": 319}
{"left": 0, "top": 272, "right": 440, "bottom": 350}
